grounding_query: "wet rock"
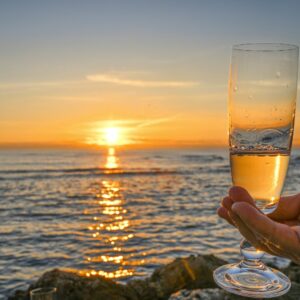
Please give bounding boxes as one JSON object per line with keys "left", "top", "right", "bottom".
{"left": 149, "top": 254, "right": 226, "bottom": 298}
{"left": 127, "top": 254, "right": 226, "bottom": 300}
{"left": 169, "top": 283, "right": 300, "bottom": 300}
{"left": 169, "top": 288, "right": 227, "bottom": 300}
{"left": 282, "top": 261, "right": 300, "bottom": 283}
{"left": 7, "top": 290, "right": 27, "bottom": 300}
{"left": 9, "top": 255, "right": 300, "bottom": 300}
{"left": 127, "top": 279, "right": 158, "bottom": 300}
{"left": 8, "top": 269, "right": 137, "bottom": 300}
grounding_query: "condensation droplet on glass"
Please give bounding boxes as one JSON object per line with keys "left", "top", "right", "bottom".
{"left": 234, "top": 86, "right": 238, "bottom": 92}
{"left": 276, "top": 71, "right": 281, "bottom": 78}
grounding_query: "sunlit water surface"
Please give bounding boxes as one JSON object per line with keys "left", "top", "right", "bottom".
{"left": 1, "top": 148, "right": 299, "bottom": 297}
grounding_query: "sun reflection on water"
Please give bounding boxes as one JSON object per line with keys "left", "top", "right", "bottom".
{"left": 80, "top": 147, "right": 140, "bottom": 279}
{"left": 105, "top": 147, "right": 118, "bottom": 169}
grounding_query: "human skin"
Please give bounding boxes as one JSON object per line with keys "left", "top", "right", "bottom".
{"left": 218, "top": 186, "right": 300, "bottom": 264}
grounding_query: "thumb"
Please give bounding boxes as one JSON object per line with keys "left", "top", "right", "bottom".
{"left": 268, "top": 194, "right": 300, "bottom": 221}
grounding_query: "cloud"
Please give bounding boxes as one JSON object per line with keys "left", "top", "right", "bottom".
{"left": 135, "top": 116, "right": 177, "bottom": 128}
{"left": 87, "top": 116, "right": 176, "bottom": 131}
{"left": 0, "top": 72, "right": 200, "bottom": 93}
{"left": 86, "top": 73, "right": 199, "bottom": 88}
{"left": 0, "top": 80, "right": 83, "bottom": 92}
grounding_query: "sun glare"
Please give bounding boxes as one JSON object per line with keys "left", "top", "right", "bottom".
{"left": 104, "top": 127, "right": 119, "bottom": 146}
{"left": 85, "top": 124, "right": 130, "bottom": 146}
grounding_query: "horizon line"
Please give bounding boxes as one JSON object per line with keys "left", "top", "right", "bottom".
{"left": 0, "top": 142, "right": 228, "bottom": 150}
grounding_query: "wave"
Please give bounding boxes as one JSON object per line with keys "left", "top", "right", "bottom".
{"left": 0, "top": 167, "right": 108, "bottom": 174}
{"left": 182, "top": 154, "right": 224, "bottom": 162}
{"left": 0, "top": 167, "right": 177, "bottom": 174}
{"left": 291, "top": 156, "right": 300, "bottom": 163}
{"left": 0, "top": 167, "right": 179, "bottom": 181}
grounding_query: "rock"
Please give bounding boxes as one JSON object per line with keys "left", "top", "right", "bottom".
{"left": 169, "top": 288, "right": 228, "bottom": 300}
{"left": 7, "top": 290, "right": 27, "bottom": 300}
{"left": 8, "top": 269, "right": 137, "bottom": 300}
{"left": 9, "top": 255, "right": 226, "bottom": 300}
{"left": 9, "top": 255, "right": 300, "bottom": 300}
{"left": 279, "top": 282, "right": 300, "bottom": 300}
{"left": 169, "top": 282, "right": 300, "bottom": 300}
{"left": 282, "top": 261, "right": 300, "bottom": 283}
{"left": 149, "top": 254, "right": 226, "bottom": 298}
{"left": 127, "top": 254, "right": 226, "bottom": 300}
{"left": 127, "top": 279, "right": 158, "bottom": 300}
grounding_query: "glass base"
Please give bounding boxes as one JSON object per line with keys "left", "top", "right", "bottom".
{"left": 213, "top": 262, "right": 291, "bottom": 298}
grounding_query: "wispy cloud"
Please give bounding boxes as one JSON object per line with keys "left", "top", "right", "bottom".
{"left": 86, "top": 73, "right": 199, "bottom": 88}
{"left": 135, "top": 116, "right": 177, "bottom": 128}
{"left": 88, "top": 116, "right": 176, "bottom": 130}
{"left": 0, "top": 72, "right": 200, "bottom": 92}
{"left": 0, "top": 80, "right": 83, "bottom": 92}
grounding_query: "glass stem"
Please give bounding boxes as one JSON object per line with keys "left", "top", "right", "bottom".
{"left": 239, "top": 239, "right": 265, "bottom": 269}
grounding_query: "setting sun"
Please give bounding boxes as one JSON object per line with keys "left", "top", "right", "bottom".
{"left": 84, "top": 124, "right": 131, "bottom": 147}
{"left": 104, "top": 127, "right": 120, "bottom": 146}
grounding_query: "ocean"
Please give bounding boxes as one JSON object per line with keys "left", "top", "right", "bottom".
{"left": 1, "top": 148, "right": 299, "bottom": 298}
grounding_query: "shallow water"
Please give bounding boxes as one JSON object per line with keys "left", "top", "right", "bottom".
{"left": 1, "top": 148, "right": 298, "bottom": 297}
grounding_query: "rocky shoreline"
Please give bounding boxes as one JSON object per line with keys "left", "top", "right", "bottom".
{"left": 9, "top": 255, "right": 300, "bottom": 300}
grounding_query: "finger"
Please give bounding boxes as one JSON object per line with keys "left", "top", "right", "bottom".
{"left": 268, "top": 194, "right": 300, "bottom": 221}
{"left": 229, "top": 186, "right": 256, "bottom": 207}
{"left": 290, "top": 227, "right": 300, "bottom": 264}
{"left": 229, "top": 209, "right": 280, "bottom": 256}
{"left": 228, "top": 210, "right": 272, "bottom": 253}
{"left": 217, "top": 207, "right": 235, "bottom": 226}
{"left": 232, "top": 202, "right": 300, "bottom": 256}
{"left": 232, "top": 202, "right": 276, "bottom": 237}
{"left": 282, "top": 220, "right": 300, "bottom": 226}
{"left": 221, "top": 196, "right": 233, "bottom": 211}
{"left": 219, "top": 205, "right": 280, "bottom": 255}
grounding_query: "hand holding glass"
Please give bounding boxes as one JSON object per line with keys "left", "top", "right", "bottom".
{"left": 214, "top": 43, "right": 299, "bottom": 298}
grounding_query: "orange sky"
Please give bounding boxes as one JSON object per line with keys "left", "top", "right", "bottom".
{"left": 2, "top": 1, "right": 300, "bottom": 149}
{"left": 2, "top": 72, "right": 300, "bottom": 149}
{"left": 0, "top": 74, "right": 229, "bottom": 148}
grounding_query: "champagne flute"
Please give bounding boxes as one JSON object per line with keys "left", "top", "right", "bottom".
{"left": 214, "top": 43, "right": 299, "bottom": 298}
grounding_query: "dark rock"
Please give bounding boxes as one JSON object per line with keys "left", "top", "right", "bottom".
{"left": 8, "top": 290, "right": 28, "bottom": 300}
{"left": 149, "top": 254, "right": 226, "bottom": 298}
{"left": 282, "top": 261, "right": 300, "bottom": 283}
{"left": 169, "top": 288, "right": 227, "bottom": 300}
{"left": 279, "top": 282, "right": 300, "bottom": 300}
{"left": 8, "top": 269, "right": 137, "bottom": 300}
{"left": 169, "top": 282, "right": 300, "bottom": 300}
{"left": 127, "top": 279, "right": 158, "bottom": 300}
{"left": 9, "top": 255, "right": 300, "bottom": 300}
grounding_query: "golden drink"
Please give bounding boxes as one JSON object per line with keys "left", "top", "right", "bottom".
{"left": 230, "top": 152, "right": 290, "bottom": 211}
